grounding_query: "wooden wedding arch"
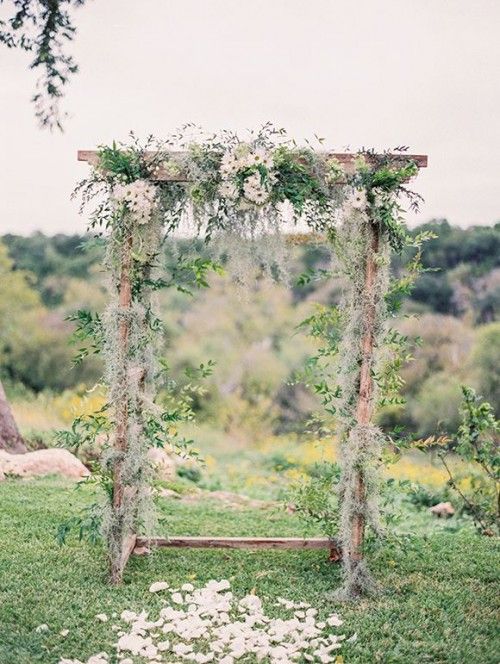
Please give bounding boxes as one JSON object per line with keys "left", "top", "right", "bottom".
{"left": 78, "top": 149, "right": 428, "bottom": 585}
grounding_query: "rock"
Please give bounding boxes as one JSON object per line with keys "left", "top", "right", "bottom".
{"left": 0, "top": 448, "right": 90, "bottom": 479}
{"left": 430, "top": 501, "right": 455, "bottom": 517}
{"left": 147, "top": 447, "right": 176, "bottom": 481}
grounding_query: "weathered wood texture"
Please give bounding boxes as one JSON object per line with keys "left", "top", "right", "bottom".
{"left": 136, "top": 536, "right": 340, "bottom": 552}
{"left": 110, "top": 234, "right": 133, "bottom": 585}
{"left": 118, "top": 533, "right": 137, "bottom": 576}
{"left": 78, "top": 150, "right": 428, "bottom": 182}
{"left": 350, "top": 222, "right": 380, "bottom": 566}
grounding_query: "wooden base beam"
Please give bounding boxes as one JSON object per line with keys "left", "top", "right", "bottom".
{"left": 134, "top": 536, "right": 341, "bottom": 560}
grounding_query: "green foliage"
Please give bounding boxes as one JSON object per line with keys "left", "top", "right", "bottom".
{"left": 411, "top": 372, "right": 463, "bottom": 438}
{"left": 471, "top": 323, "right": 500, "bottom": 412}
{"left": 176, "top": 465, "right": 203, "bottom": 484}
{"left": 1, "top": 224, "right": 498, "bottom": 439}
{"left": 271, "top": 146, "right": 328, "bottom": 211}
{"left": 97, "top": 143, "right": 144, "bottom": 184}
{"left": 442, "top": 387, "right": 499, "bottom": 534}
{"left": 415, "top": 387, "right": 499, "bottom": 535}
{"left": 0, "top": 0, "right": 87, "bottom": 129}
{"left": 288, "top": 462, "right": 341, "bottom": 538}
{"left": 67, "top": 309, "right": 103, "bottom": 364}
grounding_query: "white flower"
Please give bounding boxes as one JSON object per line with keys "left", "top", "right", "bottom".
{"left": 218, "top": 181, "right": 239, "bottom": 200}
{"left": 249, "top": 148, "right": 273, "bottom": 168}
{"left": 345, "top": 188, "right": 367, "bottom": 212}
{"left": 95, "top": 614, "right": 108, "bottom": 622}
{"left": 117, "top": 633, "right": 150, "bottom": 655}
{"left": 242, "top": 172, "right": 270, "bottom": 205}
{"left": 220, "top": 152, "right": 240, "bottom": 176}
{"left": 112, "top": 179, "right": 158, "bottom": 224}
{"left": 141, "top": 643, "right": 158, "bottom": 659}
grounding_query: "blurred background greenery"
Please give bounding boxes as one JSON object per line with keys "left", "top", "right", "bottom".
{"left": 1, "top": 219, "right": 499, "bottom": 504}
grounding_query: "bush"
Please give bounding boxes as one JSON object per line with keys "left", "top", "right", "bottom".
{"left": 410, "top": 372, "right": 462, "bottom": 437}
{"left": 423, "top": 387, "right": 500, "bottom": 535}
{"left": 471, "top": 323, "right": 500, "bottom": 413}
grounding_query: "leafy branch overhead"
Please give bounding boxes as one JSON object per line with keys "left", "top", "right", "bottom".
{"left": 0, "top": 0, "right": 87, "bottom": 130}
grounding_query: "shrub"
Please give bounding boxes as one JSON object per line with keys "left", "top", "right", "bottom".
{"left": 431, "top": 387, "right": 499, "bottom": 535}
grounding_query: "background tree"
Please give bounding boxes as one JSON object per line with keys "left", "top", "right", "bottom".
{"left": 0, "top": 243, "right": 33, "bottom": 452}
{"left": 0, "top": 0, "right": 88, "bottom": 129}
{"left": 0, "top": 379, "right": 26, "bottom": 453}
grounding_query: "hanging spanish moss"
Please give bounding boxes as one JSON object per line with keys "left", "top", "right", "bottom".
{"left": 98, "top": 208, "right": 164, "bottom": 580}
{"left": 297, "top": 154, "right": 429, "bottom": 599}
{"left": 328, "top": 208, "right": 390, "bottom": 598}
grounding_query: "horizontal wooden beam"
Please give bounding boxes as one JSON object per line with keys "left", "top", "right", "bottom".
{"left": 78, "top": 150, "right": 428, "bottom": 182}
{"left": 136, "top": 535, "right": 339, "bottom": 551}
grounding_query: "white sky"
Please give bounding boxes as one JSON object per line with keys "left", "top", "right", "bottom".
{"left": 1, "top": 0, "right": 499, "bottom": 235}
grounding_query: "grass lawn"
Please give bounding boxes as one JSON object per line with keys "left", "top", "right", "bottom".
{"left": 0, "top": 477, "right": 498, "bottom": 664}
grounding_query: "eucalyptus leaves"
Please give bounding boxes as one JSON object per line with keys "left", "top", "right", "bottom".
{"left": 70, "top": 126, "right": 426, "bottom": 592}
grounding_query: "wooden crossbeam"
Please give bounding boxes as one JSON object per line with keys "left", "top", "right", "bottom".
{"left": 136, "top": 535, "right": 340, "bottom": 556}
{"left": 78, "top": 150, "right": 428, "bottom": 182}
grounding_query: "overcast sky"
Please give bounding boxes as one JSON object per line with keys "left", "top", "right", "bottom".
{"left": 1, "top": 0, "right": 499, "bottom": 235}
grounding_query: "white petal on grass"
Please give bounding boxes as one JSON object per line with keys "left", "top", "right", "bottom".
{"left": 149, "top": 581, "right": 169, "bottom": 593}
{"left": 95, "top": 614, "right": 108, "bottom": 623}
{"left": 60, "top": 579, "right": 351, "bottom": 663}
{"left": 120, "top": 610, "right": 137, "bottom": 623}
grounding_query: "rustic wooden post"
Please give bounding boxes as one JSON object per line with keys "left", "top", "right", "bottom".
{"left": 110, "top": 233, "right": 133, "bottom": 584}
{"left": 350, "top": 219, "right": 379, "bottom": 567}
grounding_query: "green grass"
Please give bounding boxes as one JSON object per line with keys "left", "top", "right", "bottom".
{"left": 0, "top": 477, "right": 499, "bottom": 664}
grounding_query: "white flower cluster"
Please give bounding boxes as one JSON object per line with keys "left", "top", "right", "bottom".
{"left": 58, "top": 578, "right": 351, "bottom": 664}
{"left": 344, "top": 187, "right": 368, "bottom": 215}
{"left": 218, "top": 146, "right": 276, "bottom": 206}
{"left": 112, "top": 180, "right": 158, "bottom": 225}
